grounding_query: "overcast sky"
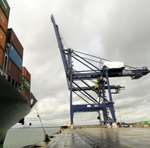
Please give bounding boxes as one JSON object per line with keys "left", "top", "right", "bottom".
{"left": 7, "top": 0, "right": 150, "bottom": 126}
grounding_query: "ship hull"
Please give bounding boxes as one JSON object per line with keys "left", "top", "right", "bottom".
{"left": 0, "top": 75, "right": 32, "bottom": 144}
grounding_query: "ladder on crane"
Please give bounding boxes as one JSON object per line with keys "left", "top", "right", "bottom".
{"left": 51, "top": 15, "right": 150, "bottom": 126}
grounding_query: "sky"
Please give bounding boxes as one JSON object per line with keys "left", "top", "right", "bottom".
{"left": 7, "top": 0, "right": 150, "bottom": 126}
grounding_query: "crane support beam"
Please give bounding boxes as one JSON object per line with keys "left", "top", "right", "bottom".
{"left": 72, "top": 85, "right": 124, "bottom": 91}
{"left": 72, "top": 102, "right": 114, "bottom": 113}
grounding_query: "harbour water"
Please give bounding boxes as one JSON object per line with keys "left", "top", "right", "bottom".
{"left": 3, "top": 127, "right": 59, "bottom": 148}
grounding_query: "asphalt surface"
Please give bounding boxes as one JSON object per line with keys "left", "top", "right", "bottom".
{"left": 48, "top": 128, "right": 150, "bottom": 148}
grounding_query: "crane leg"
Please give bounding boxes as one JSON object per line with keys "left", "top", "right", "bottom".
{"left": 103, "top": 108, "right": 108, "bottom": 124}
{"left": 109, "top": 106, "right": 116, "bottom": 123}
{"left": 70, "top": 111, "right": 74, "bottom": 126}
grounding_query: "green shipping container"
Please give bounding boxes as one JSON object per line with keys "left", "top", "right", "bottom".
{"left": 0, "top": 0, "right": 10, "bottom": 18}
{"left": 144, "top": 121, "right": 150, "bottom": 125}
{"left": 21, "top": 76, "right": 31, "bottom": 91}
{"left": 140, "top": 121, "right": 150, "bottom": 125}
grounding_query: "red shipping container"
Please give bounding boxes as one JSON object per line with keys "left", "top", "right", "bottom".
{"left": 22, "top": 67, "right": 31, "bottom": 82}
{"left": 7, "top": 59, "right": 21, "bottom": 83}
{"left": 7, "top": 29, "right": 23, "bottom": 58}
{"left": 0, "top": 47, "right": 4, "bottom": 67}
{"left": 0, "top": 8, "right": 8, "bottom": 33}
{"left": 0, "top": 27, "right": 6, "bottom": 49}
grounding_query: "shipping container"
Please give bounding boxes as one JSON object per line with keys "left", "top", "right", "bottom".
{"left": 22, "top": 67, "right": 31, "bottom": 82}
{"left": 3, "top": 52, "right": 8, "bottom": 73}
{"left": 21, "top": 76, "right": 30, "bottom": 91}
{"left": 0, "top": 47, "right": 4, "bottom": 67}
{"left": 7, "top": 29, "right": 23, "bottom": 58}
{"left": 0, "top": 7, "right": 8, "bottom": 33}
{"left": 8, "top": 44, "right": 22, "bottom": 69}
{"left": 0, "top": 27, "right": 6, "bottom": 49}
{"left": 7, "top": 59, "right": 21, "bottom": 83}
{"left": 20, "top": 77, "right": 31, "bottom": 100}
{"left": 0, "top": 0, "right": 10, "bottom": 18}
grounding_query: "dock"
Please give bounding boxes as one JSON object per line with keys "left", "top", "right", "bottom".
{"left": 26, "top": 127, "right": 150, "bottom": 148}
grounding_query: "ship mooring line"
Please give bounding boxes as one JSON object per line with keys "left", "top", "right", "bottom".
{"left": 34, "top": 106, "right": 50, "bottom": 143}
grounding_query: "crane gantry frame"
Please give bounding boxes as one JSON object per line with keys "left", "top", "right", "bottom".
{"left": 51, "top": 15, "right": 150, "bottom": 125}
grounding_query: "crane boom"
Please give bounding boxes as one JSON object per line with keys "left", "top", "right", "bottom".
{"left": 51, "top": 15, "right": 68, "bottom": 76}
{"left": 72, "top": 67, "right": 150, "bottom": 80}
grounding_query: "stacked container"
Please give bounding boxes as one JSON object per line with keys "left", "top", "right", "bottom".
{"left": 0, "top": 0, "right": 10, "bottom": 70}
{"left": 21, "top": 67, "right": 31, "bottom": 98}
{"left": 0, "top": 0, "right": 32, "bottom": 99}
{"left": 6, "top": 29, "right": 23, "bottom": 87}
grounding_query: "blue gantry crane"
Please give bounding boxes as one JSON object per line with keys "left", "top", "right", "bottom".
{"left": 51, "top": 15, "right": 150, "bottom": 126}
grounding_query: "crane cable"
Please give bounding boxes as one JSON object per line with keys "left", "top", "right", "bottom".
{"left": 73, "top": 50, "right": 138, "bottom": 70}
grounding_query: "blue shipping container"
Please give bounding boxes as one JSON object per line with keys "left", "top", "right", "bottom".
{"left": 8, "top": 45, "right": 22, "bottom": 69}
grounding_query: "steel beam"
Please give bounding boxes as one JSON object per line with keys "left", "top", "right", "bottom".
{"left": 72, "top": 68, "right": 149, "bottom": 80}
{"left": 72, "top": 85, "right": 124, "bottom": 92}
{"left": 72, "top": 102, "right": 114, "bottom": 113}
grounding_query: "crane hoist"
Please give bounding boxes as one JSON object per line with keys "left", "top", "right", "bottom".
{"left": 51, "top": 15, "right": 150, "bottom": 125}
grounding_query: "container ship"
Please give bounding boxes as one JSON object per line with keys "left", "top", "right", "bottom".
{"left": 0, "top": 0, "right": 37, "bottom": 144}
